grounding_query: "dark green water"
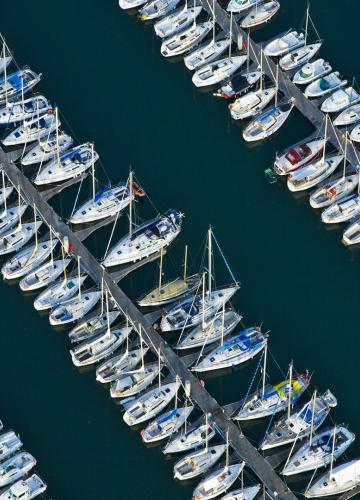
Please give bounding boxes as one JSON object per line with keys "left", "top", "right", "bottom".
{"left": 1, "top": 1, "right": 360, "bottom": 498}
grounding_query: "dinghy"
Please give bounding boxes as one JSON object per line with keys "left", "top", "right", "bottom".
{"left": 174, "top": 444, "right": 226, "bottom": 480}
{"left": 123, "top": 381, "right": 180, "bottom": 426}
{"left": 342, "top": 218, "right": 360, "bottom": 246}
{"left": 0, "top": 431, "right": 22, "bottom": 462}
{"left": 229, "top": 86, "right": 276, "bottom": 120}
{"left": 192, "top": 56, "right": 247, "bottom": 88}
{"left": 33, "top": 275, "right": 87, "bottom": 311}
{"left": 161, "top": 21, "right": 213, "bottom": 58}
{"left": 279, "top": 43, "right": 322, "bottom": 71}
{"left": 240, "top": 1, "right": 280, "bottom": 29}
{"left": 293, "top": 59, "right": 331, "bottom": 85}
{"left": 193, "top": 327, "right": 267, "bottom": 372}
{"left": 274, "top": 138, "right": 325, "bottom": 175}
{"left": 333, "top": 104, "right": 360, "bottom": 127}
{"left": 19, "top": 258, "right": 72, "bottom": 291}
{"left": 304, "top": 71, "right": 347, "bottom": 98}
{"left": 287, "top": 154, "right": 344, "bottom": 192}
{"left": 227, "top": 0, "right": 257, "bottom": 14}
{"left": 321, "top": 87, "right": 360, "bottom": 113}
{"left": 217, "top": 70, "right": 262, "bottom": 100}
{"left": 0, "top": 221, "right": 42, "bottom": 256}
{"left": 222, "top": 485, "right": 261, "bottom": 500}
{"left": 110, "top": 362, "right": 160, "bottom": 398}
{"left": 243, "top": 101, "right": 294, "bottom": 142}
{"left": 49, "top": 290, "right": 101, "bottom": 326}
{"left": 193, "top": 463, "right": 244, "bottom": 500}
{"left": 154, "top": 6, "right": 202, "bottom": 39}
{"left": 0, "top": 204, "right": 27, "bottom": 236}
{"left": 321, "top": 193, "right": 360, "bottom": 224}
{"left": 0, "top": 475, "right": 47, "bottom": 500}
{"left": 2, "top": 112, "right": 58, "bottom": 147}
{"left": 68, "top": 310, "right": 121, "bottom": 343}
{"left": 184, "top": 39, "right": 230, "bottom": 71}
{"left": 34, "top": 143, "right": 98, "bottom": 185}
{"left": 70, "top": 329, "right": 126, "bottom": 367}
{"left": 142, "top": 406, "right": 194, "bottom": 443}
{"left": 163, "top": 420, "right": 216, "bottom": 454}
{"left": 0, "top": 95, "right": 50, "bottom": 125}
{"left": 0, "top": 452, "right": 36, "bottom": 488}
{"left": 21, "top": 132, "right": 73, "bottom": 166}
{"left": 283, "top": 425, "right": 355, "bottom": 476}
{"left": 260, "top": 390, "right": 337, "bottom": 451}
{"left": 96, "top": 344, "right": 145, "bottom": 383}
{"left": 264, "top": 31, "right": 305, "bottom": 57}
{"left": 176, "top": 310, "right": 242, "bottom": 350}
{"left": 139, "top": 0, "right": 181, "bottom": 21}
{"left": 305, "top": 459, "right": 360, "bottom": 498}
{"left": 310, "top": 174, "right": 358, "bottom": 209}
{"left": 0, "top": 69, "right": 41, "bottom": 104}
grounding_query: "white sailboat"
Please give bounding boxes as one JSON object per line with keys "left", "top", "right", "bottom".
{"left": 0, "top": 95, "right": 50, "bottom": 125}
{"left": 240, "top": 1, "right": 280, "bottom": 29}
{"left": 110, "top": 362, "right": 160, "bottom": 398}
{"left": 192, "top": 56, "right": 247, "bottom": 88}
{"left": 49, "top": 290, "right": 101, "bottom": 326}
{"left": 243, "top": 99, "right": 294, "bottom": 142}
{"left": 293, "top": 59, "right": 331, "bottom": 85}
{"left": 154, "top": 6, "right": 202, "bottom": 39}
{"left": 305, "top": 71, "right": 347, "bottom": 99}
{"left": 139, "top": 0, "right": 181, "bottom": 21}
{"left": 222, "top": 485, "right": 261, "bottom": 500}
{"left": 2, "top": 111, "right": 58, "bottom": 147}
{"left": 161, "top": 21, "right": 213, "bottom": 58}
{"left": 0, "top": 204, "right": 27, "bottom": 236}
{"left": 184, "top": 39, "right": 231, "bottom": 71}
{"left": 33, "top": 274, "right": 87, "bottom": 311}
{"left": 264, "top": 30, "right": 305, "bottom": 57}
{"left": 342, "top": 217, "right": 360, "bottom": 246}
{"left": 287, "top": 154, "right": 343, "bottom": 192}
{"left": 0, "top": 69, "right": 41, "bottom": 104}
{"left": 227, "top": 0, "right": 257, "bottom": 14}
{"left": 21, "top": 132, "right": 73, "bottom": 166}
{"left": 0, "top": 220, "right": 42, "bottom": 256}
{"left": 193, "top": 462, "right": 244, "bottom": 500}
{"left": 305, "top": 459, "right": 360, "bottom": 498}
{"left": 19, "top": 257, "right": 72, "bottom": 292}
{"left": 142, "top": 405, "right": 194, "bottom": 443}
{"left": 70, "top": 329, "right": 126, "bottom": 367}
{"left": 321, "top": 177, "right": 360, "bottom": 223}
{"left": 174, "top": 444, "right": 226, "bottom": 480}
{"left": 163, "top": 416, "right": 216, "bottom": 454}
{"left": 68, "top": 310, "right": 121, "bottom": 344}
{"left": 119, "top": 0, "right": 148, "bottom": 10}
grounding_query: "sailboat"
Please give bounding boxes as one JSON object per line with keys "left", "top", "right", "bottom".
{"left": 68, "top": 310, "right": 121, "bottom": 344}
{"left": 141, "top": 405, "right": 194, "bottom": 443}
{"left": 0, "top": 431, "right": 23, "bottom": 462}
{"left": 293, "top": 59, "right": 331, "bottom": 86}
{"left": 274, "top": 137, "right": 325, "bottom": 176}
{"left": 0, "top": 221, "right": 42, "bottom": 256}
{"left": 305, "top": 71, "right": 347, "bottom": 99}
{"left": 174, "top": 444, "right": 226, "bottom": 480}
{"left": 0, "top": 452, "right": 36, "bottom": 489}
{"left": 0, "top": 69, "right": 41, "bottom": 104}
{"left": 243, "top": 99, "right": 294, "bottom": 142}
{"left": 49, "top": 290, "right": 101, "bottom": 326}
{"left": 305, "top": 459, "right": 360, "bottom": 497}
{"left": 0, "top": 204, "right": 28, "bottom": 236}
{"left": 2, "top": 111, "right": 59, "bottom": 147}
{"left": 119, "top": 0, "right": 148, "bottom": 10}
{"left": 192, "top": 56, "right": 247, "bottom": 88}
{"left": 33, "top": 274, "right": 87, "bottom": 311}
{"left": 227, "top": 0, "right": 258, "bottom": 13}
{"left": 321, "top": 87, "right": 360, "bottom": 113}
{"left": 110, "top": 362, "right": 161, "bottom": 398}
{"left": 138, "top": 0, "right": 181, "bottom": 21}
{"left": 222, "top": 485, "right": 261, "bottom": 500}
{"left": 240, "top": 1, "right": 280, "bottom": 29}
{"left": 0, "top": 475, "right": 47, "bottom": 500}
{"left": 19, "top": 257, "right": 72, "bottom": 292}
{"left": 21, "top": 132, "right": 73, "bottom": 166}
{"left": 0, "top": 95, "right": 50, "bottom": 125}
{"left": 163, "top": 416, "right": 216, "bottom": 454}
{"left": 264, "top": 30, "right": 305, "bottom": 57}
{"left": 193, "top": 462, "right": 244, "bottom": 500}
{"left": 154, "top": 5, "right": 202, "bottom": 39}
{"left": 70, "top": 329, "right": 126, "bottom": 367}
{"left": 184, "top": 38, "right": 231, "bottom": 71}
{"left": 161, "top": 21, "right": 213, "bottom": 58}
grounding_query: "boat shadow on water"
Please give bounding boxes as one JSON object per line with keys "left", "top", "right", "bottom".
{"left": 195, "top": 354, "right": 259, "bottom": 380}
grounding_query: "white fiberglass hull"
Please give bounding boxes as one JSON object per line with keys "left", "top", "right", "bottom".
{"left": 163, "top": 422, "right": 216, "bottom": 454}
{"left": 293, "top": 59, "right": 331, "bottom": 85}
{"left": 264, "top": 31, "right": 305, "bottom": 57}
{"left": 305, "top": 71, "right": 347, "bottom": 99}
{"left": 229, "top": 87, "right": 276, "bottom": 120}
{"left": 20, "top": 133, "right": 73, "bottom": 166}
{"left": 2, "top": 239, "right": 57, "bottom": 280}
{"left": 19, "top": 258, "right": 71, "bottom": 291}
{"left": 305, "top": 459, "right": 360, "bottom": 498}
{"left": 142, "top": 406, "right": 194, "bottom": 443}
{"left": 243, "top": 102, "right": 294, "bottom": 142}
{"left": 309, "top": 174, "right": 358, "bottom": 209}
{"left": 184, "top": 39, "right": 230, "bottom": 71}
{"left": 110, "top": 363, "right": 160, "bottom": 398}
{"left": 49, "top": 291, "right": 101, "bottom": 326}
{"left": 0, "top": 96, "right": 50, "bottom": 125}
{"left": 70, "top": 331, "right": 125, "bottom": 367}
{"left": 154, "top": 6, "right": 202, "bottom": 39}
{"left": 240, "top": 1, "right": 280, "bottom": 29}
{"left": 161, "top": 21, "right": 213, "bottom": 58}
{"left": 174, "top": 444, "right": 226, "bottom": 480}
{"left": 2, "top": 113, "right": 58, "bottom": 147}
{"left": 193, "top": 463, "right": 244, "bottom": 500}
{"left": 33, "top": 275, "right": 87, "bottom": 311}
{"left": 192, "top": 56, "right": 247, "bottom": 88}
{"left": 0, "top": 221, "right": 42, "bottom": 256}
{"left": 287, "top": 155, "right": 344, "bottom": 192}
{"left": 343, "top": 218, "right": 360, "bottom": 246}
{"left": 96, "top": 343, "right": 145, "bottom": 383}
{"left": 279, "top": 43, "right": 322, "bottom": 71}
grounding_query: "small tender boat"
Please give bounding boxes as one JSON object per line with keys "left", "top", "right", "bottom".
{"left": 142, "top": 406, "right": 194, "bottom": 443}
{"left": 2, "top": 111, "right": 58, "bottom": 147}
{"left": 0, "top": 431, "right": 22, "bottom": 462}
{"left": 161, "top": 21, "right": 213, "bottom": 58}
{"left": 119, "top": 0, "right": 148, "bottom": 10}
{"left": 0, "top": 221, "right": 42, "bottom": 256}
{"left": 0, "top": 452, "right": 36, "bottom": 488}
{"left": 184, "top": 39, "right": 231, "bottom": 71}
{"left": 229, "top": 86, "right": 276, "bottom": 120}
{"left": 343, "top": 218, "right": 360, "bottom": 246}
{"left": 274, "top": 138, "right": 325, "bottom": 175}
{"left": 217, "top": 70, "right": 262, "bottom": 100}
{"left": 0, "top": 475, "right": 46, "bottom": 500}
{"left": 139, "top": 0, "right": 181, "bottom": 21}
{"left": 333, "top": 103, "right": 360, "bottom": 127}
{"left": 70, "top": 329, "right": 126, "bottom": 367}
{"left": 305, "top": 71, "right": 347, "bottom": 99}
{"left": 287, "top": 154, "right": 344, "bottom": 192}
{"left": 123, "top": 381, "right": 180, "bottom": 426}
{"left": 293, "top": 59, "right": 331, "bottom": 85}
{"left": 193, "top": 327, "right": 267, "bottom": 373}
{"left": 264, "top": 30, "right": 305, "bottom": 57}
{"left": 305, "top": 459, "right": 360, "bottom": 498}
{"left": 321, "top": 87, "right": 360, "bottom": 113}
{"left": 233, "top": 373, "right": 311, "bottom": 421}
{"left": 279, "top": 43, "right": 322, "bottom": 71}
{"left": 138, "top": 274, "right": 200, "bottom": 307}
{"left": 154, "top": 6, "right": 202, "bottom": 39}
{"left": 96, "top": 343, "right": 144, "bottom": 383}
{"left": 283, "top": 425, "right": 355, "bottom": 476}
{"left": 321, "top": 193, "right": 360, "bottom": 224}
{"left": 222, "top": 485, "right": 261, "bottom": 500}
{"left": 19, "top": 258, "right": 72, "bottom": 291}
{"left": 33, "top": 275, "right": 86, "bottom": 311}
{"left": 227, "top": 0, "right": 257, "bottom": 14}
{"left": 0, "top": 95, "right": 50, "bottom": 125}
{"left": 193, "top": 463, "right": 244, "bottom": 500}
{"left": 240, "top": 1, "right": 280, "bottom": 29}
{"left": 163, "top": 421, "right": 216, "bottom": 454}
{"left": 34, "top": 143, "right": 98, "bottom": 186}
{"left": 0, "top": 204, "right": 28, "bottom": 236}
{"left": 176, "top": 310, "right": 242, "bottom": 350}
{"left": 310, "top": 174, "right": 358, "bottom": 209}
{"left": 68, "top": 310, "right": 121, "bottom": 344}
{"left": 192, "top": 56, "right": 247, "bottom": 88}
{"left": 20, "top": 132, "right": 73, "bottom": 166}
{"left": 49, "top": 290, "right": 101, "bottom": 326}
{"left": 0, "top": 69, "right": 41, "bottom": 104}
{"left": 160, "top": 286, "right": 238, "bottom": 332}
{"left": 174, "top": 444, "right": 226, "bottom": 480}
{"left": 103, "top": 210, "right": 183, "bottom": 267}
{"left": 110, "top": 362, "right": 160, "bottom": 398}
{"left": 243, "top": 101, "right": 294, "bottom": 142}
{"left": 260, "top": 390, "right": 337, "bottom": 451}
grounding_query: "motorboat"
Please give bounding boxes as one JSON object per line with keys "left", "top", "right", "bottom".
{"left": 264, "top": 30, "right": 305, "bottom": 57}
{"left": 161, "top": 21, "right": 213, "bottom": 58}
{"left": 193, "top": 327, "right": 267, "bottom": 373}
{"left": 96, "top": 344, "right": 145, "bottom": 383}
{"left": 217, "top": 70, "right": 262, "bottom": 100}
{"left": 34, "top": 143, "right": 98, "bottom": 185}
{"left": 260, "top": 390, "right": 338, "bottom": 451}
{"left": 304, "top": 71, "right": 347, "bottom": 98}
{"left": 0, "top": 221, "right": 42, "bottom": 256}
{"left": 141, "top": 406, "right": 194, "bottom": 443}
{"left": 322, "top": 193, "right": 360, "bottom": 223}
{"left": 240, "top": 1, "right": 280, "bottom": 29}
{"left": 70, "top": 329, "right": 126, "bottom": 367}
{"left": 103, "top": 210, "right": 183, "bottom": 267}
{"left": 0, "top": 69, "right": 41, "bottom": 105}
{"left": 193, "top": 463, "right": 244, "bottom": 500}
{"left": 175, "top": 310, "right": 242, "bottom": 350}
{"left": 33, "top": 275, "right": 87, "bottom": 311}
{"left": 243, "top": 101, "right": 294, "bottom": 142}
{"left": 184, "top": 39, "right": 230, "bottom": 71}
{"left": 110, "top": 362, "right": 160, "bottom": 398}
{"left": 119, "top": 0, "right": 148, "bottom": 10}
{"left": 343, "top": 218, "right": 360, "bottom": 246}
{"left": 20, "top": 132, "right": 73, "bottom": 166}
{"left": 163, "top": 421, "right": 216, "bottom": 454}
{"left": 154, "top": 6, "right": 202, "bottom": 39}
{"left": 310, "top": 174, "right": 358, "bottom": 209}
{"left": 0, "top": 204, "right": 28, "bottom": 236}
{"left": 283, "top": 425, "right": 355, "bottom": 476}
{"left": 174, "top": 444, "right": 226, "bottom": 480}
{"left": 68, "top": 310, "right": 121, "bottom": 343}
{"left": 192, "top": 56, "right": 247, "bottom": 88}
{"left": 274, "top": 138, "right": 325, "bottom": 175}
{"left": 333, "top": 104, "right": 360, "bottom": 127}
{"left": 123, "top": 381, "right": 180, "bottom": 426}
{"left": 0, "top": 475, "right": 47, "bottom": 500}
{"left": 0, "top": 95, "right": 50, "bottom": 125}
{"left": 233, "top": 372, "right": 311, "bottom": 421}
{"left": 222, "top": 485, "right": 261, "bottom": 500}
{"left": 19, "top": 258, "right": 72, "bottom": 291}
{"left": 293, "top": 59, "right": 331, "bottom": 85}
{"left": 305, "top": 459, "right": 360, "bottom": 498}
{"left": 0, "top": 431, "right": 22, "bottom": 462}
{"left": 138, "top": 274, "right": 200, "bottom": 307}
{"left": 49, "top": 290, "right": 101, "bottom": 326}
{"left": 0, "top": 452, "right": 36, "bottom": 488}
{"left": 229, "top": 86, "right": 276, "bottom": 120}
{"left": 227, "top": 0, "right": 257, "bottom": 14}
{"left": 287, "top": 154, "right": 344, "bottom": 192}
{"left": 279, "top": 43, "right": 322, "bottom": 71}
{"left": 321, "top": 87, "right": 360, "bottom": 113}
{"left": 139, "top": 0, "right": 181, "bottom": 21}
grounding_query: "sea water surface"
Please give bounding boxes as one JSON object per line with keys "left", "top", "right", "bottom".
{"left": 0, "top": 1, "right": 360, "bottom": 499}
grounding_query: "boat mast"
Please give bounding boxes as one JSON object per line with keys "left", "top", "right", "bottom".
{"left": 262, "top": 341, "right": 268, "bottom": 398}
{"left": 304, "top": 3, "right": 309, "bottom": 45}
{"left": 246, "top": 31, "right": 250, "bottom": 74}
{"left": 17, "top": 184, "right": 22, "bottom": 229}
{"left": 309, "top": 389, "right": 316, "bottom": 448}
{"left": 201, "top": 271, "right": 206, "bottom": 329}
{"left": 221, "top": 302, "right": 225, "bottom": 346}
{"left": 91, "top": 143, "right": 96, "bottom": 200}
{"left": 205, "top": 412, "right": 209, "bottom": 452}
{"left": 228, "top": 11, "right": 233, "bottom": 60}
{"left": 129, "top": 170, "right": 133, "bottom": 243}
{"left": 3, "top": 44, "right": 8, "bottom": 108}
{"left": 212, "top": 0, "right": 216, "bottom": 45}
{"left": 55, "top": 107, "right": 60, "bottom": 167}
{"left": 183, "top": 245, "right": 188, "bottom": 281}
{"left": 329, "top": 425, "right": 336, "bottom": 480}
{"left": 208, "top": 226, "right": 212, "bottom": 295}
{"left": 49, "top": 225, "right": 54, "bottom": 265}
{"left": 225, "top": 429, "right": 229, "bottom": 469}
{"left": 100, "top": 277, "right": 104, "bottom": 315}
{"left": 125, "top": 315, "right": 130, "bottom": 354}
{"left": 33, "top": 203, "right": 38, "bottom": 249}
{"left": 158, "top": 247, "right": 163, "bottom": 294}
{"left": 77, "top": 255, "right": 82, "bottom": 300}
{"left": 275, "top": 64, "right": 279, "bottom": 107}
{"left": 342, "top": 133, "right": 348, "bottom": 180}
{"left": 139, "top": 322, "right": 145, "bottom": 371}
{"left": 322, "top": 114, "right": 328, "bottom": 165}
{"left": 105, "top": 290, "right": 111, "bottom": 339}
{"left": 287, "top": 360, "right": 293, "bottom": 422}
{"left": 260, "top": 49, "right": 263, "bottom": 92}
{"left": 2, "top": 170, "right": 7, "bottom": 215}
{"left": 158, "top": 347, "right": 162, "bottom": 389}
